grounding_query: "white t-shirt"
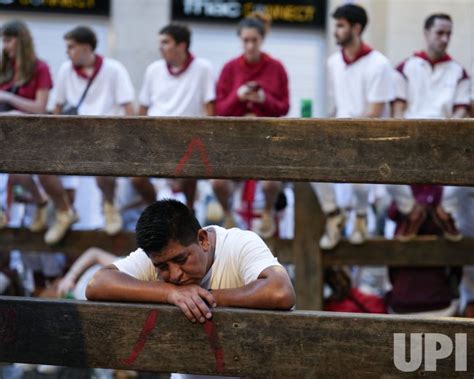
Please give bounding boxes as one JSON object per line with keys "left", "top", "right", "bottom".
{"left": 55, "top": 57, "right": 135, "bottom": 115}
{"left": 393, "top": 53, "right": 470, "bottom": 118}
{"left": 328, "top": 48, "right": 395, "bottom": 118}
{"left": 139, "top": 57, "right": 215, "bottom": 117}
{"left": 113, "top": 225, "right": 281, "bottom": 289}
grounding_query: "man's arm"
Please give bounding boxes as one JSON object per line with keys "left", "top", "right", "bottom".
{"left": 212, "top": 265, "right": 295, "bottom": 310}
{"left": 123, "top": 102, "right": 135, "bottom": 116}
{"left": 138, "top": 105, "right": 148, "bottom": 116}
{"left": 86, "top": 265, "right": 216, "bottom": 323}
{"left": 452, "top": 105, "right": 468, "bottom": 119}
{"left": 204, "top": 101, "right": 215, "bottom": 116}
{"left": 391, "top": 100, "right": 407, "bottom": 118}
{"left": 363, "top": 102, "right": 386, "bottom": 118}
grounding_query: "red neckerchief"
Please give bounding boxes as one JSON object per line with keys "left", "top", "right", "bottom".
{"left": 73, "top": 54, "right": 103, "bottom": 80}
{"left": 342, "top": 42, "right": 373, "bottom": 65}
{"left": 167, "top": 53, "right": 194, "bottom": 76}
{"left": 414, "top": 51, "right": 452, "bottom": 67}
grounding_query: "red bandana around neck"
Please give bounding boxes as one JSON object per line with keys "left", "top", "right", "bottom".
{"left": 342, "top": 42, "right": 373, "bottom": 65}
{"left": 414, "top": 51, "right": 452, "bottom": 66}
{"left": 73, "top": 54, "right": 103, "bottom": 80}
{"left": 167, "top": 53, "right": 195, "bottom": 76}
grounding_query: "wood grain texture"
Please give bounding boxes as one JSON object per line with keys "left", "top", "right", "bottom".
{"left": 293, "top": 183, "right": 324, "bottom": 310}
{"left": 0, "top": 115, "right": 472, "bottom": 184}
{"left": 0, "top": 297, "right": 473, "bottom": 377}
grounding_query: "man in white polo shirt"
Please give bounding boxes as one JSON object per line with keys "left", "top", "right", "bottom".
{"left": 39, "top": 26, "right": 154, "bottom": 245}
{"left": 388, "top": 13, "right": 470, "bottom": 241}
{"left": 139, "top": 24, "right": 215, "bottom": 210}
{"left": 311, "top": 3, "right": 394, "bottom": 250}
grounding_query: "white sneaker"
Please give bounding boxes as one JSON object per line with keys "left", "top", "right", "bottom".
{"left": 13, "top": 363, "right": 37, "bottom": 372}
{"left": 319, "top": 212, "right": 345, "bottom": 250}
{"left": 206, "top": 200, "right": 224, "bottom": 224}
{"left": 349, "top": 215, "right": 368, "bottom": 245}
{"left": 37, "top": 365, "right": 60, "bottom": 374}
{"left": 44, "top": 209, "right": 78, "bottom": 245}
{"left": 29, "top": 203, "right": 48, "bottom": 232}
{"left": 0, "top": 208, "right": 7, "bottom": 229}
{"left": 103, "top": 201, "right": 123, "bottom": 236}
{"left": 258, "top": 210, "right": 276, "bottom": 239}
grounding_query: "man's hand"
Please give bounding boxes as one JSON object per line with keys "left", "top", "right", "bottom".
{"left": 57, "top": 277, "right": 75, "bottom": 297}
{"left": 167, "top": 284, "right": 216, "bottom": 323}
{"left": 0, "top": 90, "right": 12, "bottom": 103}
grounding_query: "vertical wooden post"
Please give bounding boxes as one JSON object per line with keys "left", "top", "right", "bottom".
{"left": 293, "top": 182, "right": 325, "bottom": 310}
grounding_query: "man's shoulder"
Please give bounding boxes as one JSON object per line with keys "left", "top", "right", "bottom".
{"left": 143, "top": 59, "right": 166, "bottom": 74}
{"left": 192, "top": 57, "right": 212, "bottom": 69}
{"left": 364, "top": 49, "right": 391, "bottom": 67}
{"left": 327, "top": 51, "right": 342, "bottom": 64}
{"left": 102, "top": 57, "right": 129, "bottom": 73}
{"left": 58, "top": 60, "right": 73, "bottom": 74}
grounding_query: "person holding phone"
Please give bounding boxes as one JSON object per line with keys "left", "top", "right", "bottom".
{"left": 0, "top": 20, "right": 52, "bottom": 233}
{"left": 213, "top": 12, "right": 290, "bottom": 238}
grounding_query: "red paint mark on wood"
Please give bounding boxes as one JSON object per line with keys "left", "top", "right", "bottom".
{"left": 120, "top": 310, "right": 158, "bottom": 366}
{"left": 203, "top": 319, "right": 225, "bottom": 373}
{"left": 0, "top": 308, "right": 17, "bottom": 344}
{"left": 175, "top": 137, "right": 213, "bottom": 176}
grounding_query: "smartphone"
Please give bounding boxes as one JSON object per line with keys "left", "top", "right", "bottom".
{"left": 246, "top": 81, "right": 261, "bottom": 91}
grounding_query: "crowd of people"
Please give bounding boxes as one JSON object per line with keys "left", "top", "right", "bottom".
{"left": 0, "top": 0, "right": 472, "bottom": 320}
{"left": 0, "top": 3, "right": 473, "bottom": 378}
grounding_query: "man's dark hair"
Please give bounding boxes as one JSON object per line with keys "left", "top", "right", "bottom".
{"left": 64, "top": 26, "right": 97, "bottom": 50}
{"left": 159, "top": 23, "right": 191, "bottom": 50}
{"left": 332, "top": 4, "right": 368, "bottom": 33}
{"left": 136, "top": 199, "right": 201, "bottom": 255}
{"left": 424, "top": 13, "right": 452, "bottom": 30}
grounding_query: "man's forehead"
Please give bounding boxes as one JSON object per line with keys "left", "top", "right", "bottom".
{"left": 150, "top": 242, "right": 189, "bottom": 264}
{"left": 432, "top": 19, "right": 452, "bottom": 30}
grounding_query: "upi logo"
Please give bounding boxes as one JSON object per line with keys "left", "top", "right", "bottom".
{"left": 393, "top": 333, "right": 467, "bottom": 372}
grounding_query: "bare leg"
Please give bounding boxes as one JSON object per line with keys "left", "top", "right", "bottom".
{"left": 39, "top": 175, "right": 72, "bottom": 212}
{"left": 131, "top": 177, "right": 157, "bottom": 204}
{"left": 212, "top": 180, "right": 234, "bottom": 212}
{"left": 96, "top": 176, "right": 116, "bottom": 204}
{"left": 262, "top": 181, "right": 282, "bottom": 212}
{"left": 181, "top": 179, "right": 197, "bottom": 209}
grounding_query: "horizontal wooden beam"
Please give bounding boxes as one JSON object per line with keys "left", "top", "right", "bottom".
{"left": 0, "top": 116, "right": 472, "bottom": 185}
{"left": 0, "top": 297, "right": 473, "bottom": 377}
{"left": 0, "top": 228, "right": 134, "bottom": 259}
{"left": 0, "top": 228, "right": 292, "bottom": 263}
{"left": 323, "top": 237, "right": 474, "bottom": 267}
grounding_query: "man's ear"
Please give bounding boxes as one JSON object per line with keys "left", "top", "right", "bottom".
{"left": 197, "top": 229, "right": 210, "bottom": 250}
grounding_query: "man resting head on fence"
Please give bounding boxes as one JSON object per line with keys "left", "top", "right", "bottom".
{"left": 86, "top": 199, "right": 295, "bottom": 323}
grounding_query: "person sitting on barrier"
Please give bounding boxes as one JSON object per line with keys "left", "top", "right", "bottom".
{"left": 86, "top": 199, "right": 295, "bottom": 323}
{"left": 311, "top": 4, "right": 395, "bottom": 250}
{"left": 39, "top": 25, "right": 150, "bottom": 245}
{"left": 0, "top": 20, "right": 53, "bottom": 232}
{"left": 212, "top": 12, "right": 289, "bottom": 239}
{"left": 139, "top": 23, "right": 215, "bottom": 212}
{"left": 385, "top": 185, "right": 463, "bottom": 317}
{"left": 388, "top": 13, "right": 470, "bottom": 242}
